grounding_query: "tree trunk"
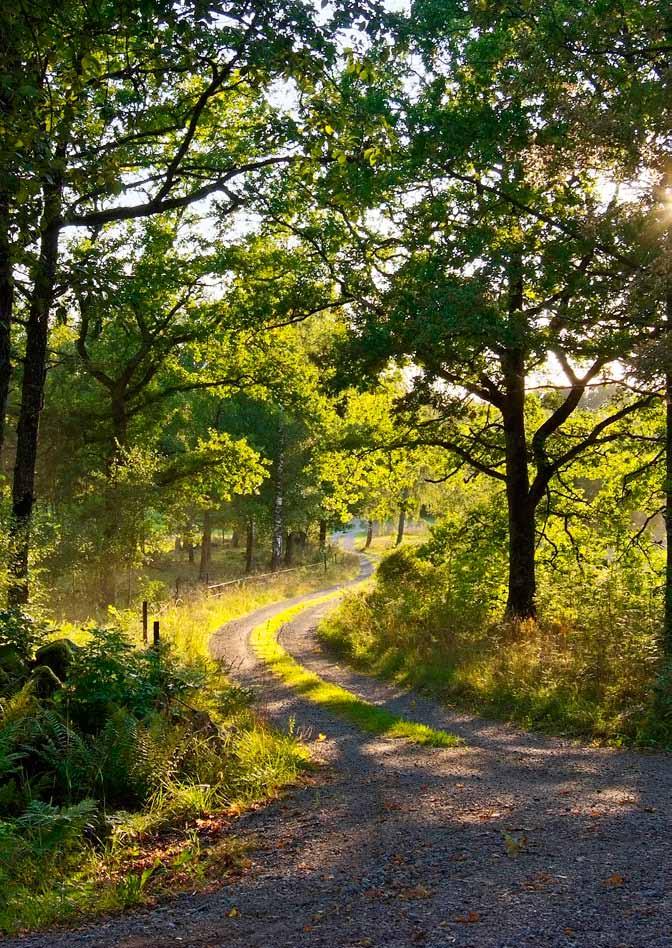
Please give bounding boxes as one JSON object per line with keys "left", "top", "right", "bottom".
{"left": 110, "top": 397, "right": 128, "bottom": 452}
{"left": 188, "top": 543, "right": 195, "bottom": 564}
{"left": 318, "top": 519, "right": 327, "bottom": 551}
{"left": 0, "top": 193, "right": 13, "bottom": 462}
{"left": 665, "top": 368, "right": 672, "bottom": 652}
{"left": 98, "top": 567, "right": 117, "bottom": 609}
{"left": 502, "top": 355, "right": 536, "bottom": 620}
{"left": 270, "top": 435, "right": 285, "bottom": 571}
{"left": 500, "top": 241, "right": 537, "bottom": 621}
{"left": 365, "top": 519, "right": 373, "bottom": 549}
{"left": 395, "top": 507, "right": 406, "bottom": 546}
{"left": 8, "top": 185, "right": 62, "bottom": 605}
{"left": 664, "top": 209, "right": 672, "bottom": 652}
{"left": 284, "top": 531, "right": 295, "bottom": 566}
{"left": 231, "top": 530, "right": 240, "bottom": 548}
{"left": 199, "top": 510, "right": 212, "bottom": 581}
{"left": 245, "top": 518, "right": 256, "bottom": 574}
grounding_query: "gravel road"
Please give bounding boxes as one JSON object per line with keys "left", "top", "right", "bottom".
{"left": 8, "top": 554, "right": 672, "bottom": 948}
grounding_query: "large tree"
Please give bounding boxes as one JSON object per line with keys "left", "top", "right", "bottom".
{"left": 1, "top": 0, "right": 350, "bottom": 603}
{"left": 285, "top": 1, "right": 662, "bottom": 618}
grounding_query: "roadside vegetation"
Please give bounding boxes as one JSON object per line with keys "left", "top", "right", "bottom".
{"left": 0, "top": 611, "right": 309, "bottom": 935}
{"left": 321, "top": 510, "right": 670, "bottom": 748}
{"left": 0, "top": 547, "right": 358, "bottom": 936}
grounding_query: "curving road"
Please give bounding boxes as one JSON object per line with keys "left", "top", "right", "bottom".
{"left": 9, "top": 552, "right": 672, "bottom": 948}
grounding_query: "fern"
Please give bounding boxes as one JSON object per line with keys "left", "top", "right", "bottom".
{"left": 16, "top": 799, "right": 98, "bottom": 856}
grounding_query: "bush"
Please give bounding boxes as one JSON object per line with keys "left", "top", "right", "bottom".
{"left": 0, "top": 617, "right": 309, "bottom": 935}
{"left": 62, "top": 627, "right": 204, "bottom": 729}
{"left": 320, "top": 519, "right": 670, "bottom": 748}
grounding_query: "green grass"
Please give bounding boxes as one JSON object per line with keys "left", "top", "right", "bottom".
{"left": 251, "top": 594, "right": 462, "bottom": 749}
{"left": 318, "top": 564, "right": 672, "bottom": 749}
{"left": 0, "top": 556, "right": 355, "bottom": 937}
{"left": 59, "top": 555, "right": 361, "bottom": 659}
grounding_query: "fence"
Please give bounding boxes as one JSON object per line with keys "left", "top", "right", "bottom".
{"left": 140, "top": 547, "right": 345, "bottom": 641}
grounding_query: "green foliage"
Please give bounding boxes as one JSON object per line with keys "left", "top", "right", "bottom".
{"left": 0, "top": 616, "right": 310, "bottom": 935}
{"left": 0, "top": 610, "right": 46, "bottom": 665}
{"left": 321, "top": 507, "right": 670, "bottom": 748}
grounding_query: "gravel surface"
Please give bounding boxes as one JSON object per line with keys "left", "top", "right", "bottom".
{"left": 7, "top": 554, "right": 672, "bottom": 948}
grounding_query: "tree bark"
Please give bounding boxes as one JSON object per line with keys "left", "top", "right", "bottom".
{"left": 500, "top": 241, "right": 537, "bottom": 621}
{"left": 188, "top": 542, "right": 195, "bottom": 564}
{"left": 8, "top": 183, "right": 62, "bottom": 605}
{"left": 270, "top": 433, "right": 285, "bottom": 571}
{"left": 0, "top": 193, "right": 13, "bottom": 462}
{"left": 664, "top": 209, "right": 672, "bottom": 652}
{"left": 502, "top": 362, "right": 536, "bottom": 618}
{"left": 245, "top": 518, "right": 256, "bottom": 574}
{"left": 231, "top": 530, "right": 240, "bottom": 548}
{"left": 395, "top": 506, "right": 406, "bottom": 546}
{"left": 318, "top": 519, "right": 328, "bottom": 551}
{"left": 199, "top": 509, "right": 212, "bottom": 581}
{"left": 284, "top": 531, "right": 295, "bottom": 566}
{"left": 365, "top": 519, "right": 373, "bottom": 549}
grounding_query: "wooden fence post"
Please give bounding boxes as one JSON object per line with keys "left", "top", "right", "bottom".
{"left": 142, "top": 600, "right": 148, "bottom": 644}
{"left": 153, "top": 620, "right": 160, "bottom": 647}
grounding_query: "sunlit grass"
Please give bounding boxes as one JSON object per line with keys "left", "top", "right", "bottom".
{"left": 251, "top": 596, "right": 462, "bottom": 749}
{"left": 59, "top": 556, "right": 361, "bottom": 660}
{"left": 0, "top": 561, "right": 360, "bottom": 936}
{"left": 319, "top": 570, "right": 671, "bottom": 748}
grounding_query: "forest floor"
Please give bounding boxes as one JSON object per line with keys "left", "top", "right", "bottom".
{"left": 8, "top": 553, "right": 672, "bottom": 948}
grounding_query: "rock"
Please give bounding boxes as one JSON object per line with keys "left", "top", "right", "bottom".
{"left": 29, "top": 664, "right": 63, "bottom": 697}
{"left": 34, "top": 638, "right": 79, "bottom": 681}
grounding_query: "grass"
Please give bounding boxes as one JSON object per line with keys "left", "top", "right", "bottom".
{"left": 251, "top": 593, "right": 462, "bottom": 749}
{"left": 0, "top": 822, "right": 257, "bottom": 934}
{"left": 357, "top": 528, "right": 429, "bottom": 556}
{"left": 60, "top": 555, "right": 361, "bottom": 659}
{"left": 0, "top": 553, "right": 359, "bottom": 936}
{"left": 0, "top": 682, "right": 311, "bottom": 936}
{"left": 318, "top": 550, "right": 671, "bottom": 749}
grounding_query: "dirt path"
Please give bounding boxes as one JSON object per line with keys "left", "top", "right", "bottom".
{"left": 9, "top": 554, "right": 672, "bottom": 947}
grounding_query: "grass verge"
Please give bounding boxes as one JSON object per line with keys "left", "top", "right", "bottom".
{"left": 318, "top": 547, "right": 672, "bottom": 748}
{"left": 251, "top": 593, "right": 461, "bottom": 749}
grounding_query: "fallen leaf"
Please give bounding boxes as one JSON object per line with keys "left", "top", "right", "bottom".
{"left": 398, "top": 885, "right": 432, "bottom": 900}
{"left": 227, "top": 906, "right": 239, "bottom": 918}
{"left": 521, "top": 872, "right": 556, "bottom": 891}
{"left": 502, "top": 831, "right": 527, "bottom": 858}
{"left": 454, "top": 911, "right": 480, "bottom": 924}
{"left": 604, "top": 873, "right": 625, "bottom": 887}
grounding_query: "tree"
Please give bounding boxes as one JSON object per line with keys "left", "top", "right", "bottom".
{"left": 292, "top": 3, "right": 660, "bottom": 618}
{"left": 2, "top": 0, "right": 344, "bottom": 603}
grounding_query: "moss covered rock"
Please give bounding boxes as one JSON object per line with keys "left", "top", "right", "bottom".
{"left": 29, "top": 664, "right": 63, "bottom": 697}
{"left": 33, "top": 639, "right": 78, "bottom": 681}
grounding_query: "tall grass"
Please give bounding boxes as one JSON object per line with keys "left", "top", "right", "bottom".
{"left": 319, "top": 547, "right": 669, "bottom": 747}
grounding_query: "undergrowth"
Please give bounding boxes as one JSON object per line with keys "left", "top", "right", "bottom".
{"left": 0, "top": 604, "right": 312, "bottom": 934}
{"left": 319, "top": 546, "right": 671, "bottom": 749}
